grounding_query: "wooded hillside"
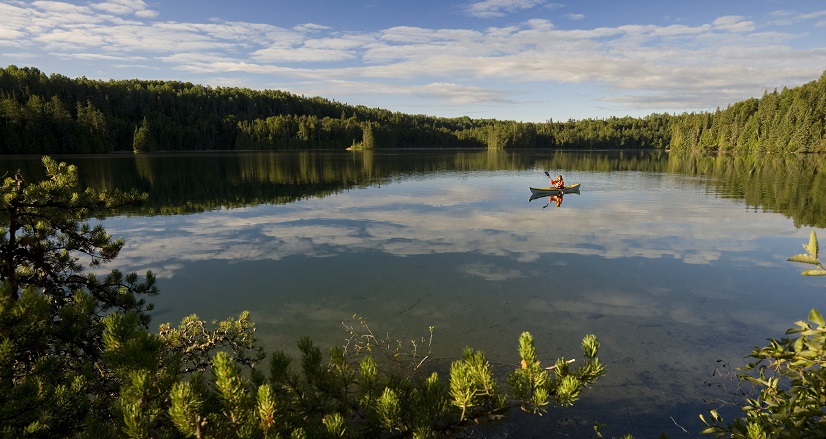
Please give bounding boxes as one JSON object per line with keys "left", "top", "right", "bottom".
{"left": 1, "top": 65, "right": 825, "bottom": 153}
{"left": 669, "top": 71, "right": 826, "bottom": 153}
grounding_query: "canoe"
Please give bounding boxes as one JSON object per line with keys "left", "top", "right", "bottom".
{"left": 529, "top": 183, "right": 581, "bottom": 195}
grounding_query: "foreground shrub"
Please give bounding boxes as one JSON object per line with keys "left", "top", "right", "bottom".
{"left": 700, "top": 231, "right": 826, "bottom": 438}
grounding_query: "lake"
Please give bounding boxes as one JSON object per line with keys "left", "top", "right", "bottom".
{"left": 3, "top": 149, "right": 825, "bottom": 438}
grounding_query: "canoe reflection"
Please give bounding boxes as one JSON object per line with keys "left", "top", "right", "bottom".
{"left": 528, "top": 183, "right": 581, "bottom": 207}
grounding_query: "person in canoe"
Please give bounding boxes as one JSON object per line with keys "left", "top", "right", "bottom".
{"left": 550, "top": 174, "right": 565, "bottom": 190}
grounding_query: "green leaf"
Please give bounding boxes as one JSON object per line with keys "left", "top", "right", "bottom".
{"left": 804, "top": 230, "right": 819, "bottom": 258}
{"left": 809, "top": 309, "right": 825, "bottom": 327}
{"left": 793, "top": 336, "right": 805, "bottom": 352}
{"left": 802, "top": 269, "right": 826, "bottom": 276}
{"left": 788, "top": 254, "right": 820, "bottom": 265}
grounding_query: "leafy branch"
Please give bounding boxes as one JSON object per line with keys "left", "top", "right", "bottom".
{"left": 787, "top": 230, "right": 826, "bottom": 276}
{"left": 700, "top": 231, "right": 826, "bottom": 438}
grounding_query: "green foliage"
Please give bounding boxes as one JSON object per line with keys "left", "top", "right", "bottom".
{"left": 156, "top": 327, "right": 602, "bottom": 438}
{"left": 1, "top": 156, "right": 151, "bottom": 304}
{"left": 323, "top": 412, "right": 347, "bottom": 438}
{"left": 132, "top": 117, "right": 154, "bottom": 153}
{"left": 157, "top": 311, "right": 265, "bottom": 373}
{"left": 3, "top": 64, "right": 826, "bottom": 153}
{"left": 0, "top": 157, "right": 156, "bottom": 437}
{"left": 452, "top": 114, "right": 672, "bottom": 150}
{"left": 349, "top": 121, "right": 376, "bottom": 150}
{"left": 166, "top": 349, "right": 276, "bottom": 439}
{"left": 787, "top": 230, "right": 826, "bottom": 276}
{"left": 669, "top": 72, "right": 826, "bottom": 153}
{"left": 0, "top": 285, "right": 99, "bottom": 437}
{"left": 449, "top": 347, "right": 503, "bottom": 421}
{"left": 169, "top": 380, "right": 206, "bottom": 437}
{"left": 376, "top": 387, "right": 403, "bottom": 431}
{"left": 700, "top": 308, "right": 826, "bottom": 438}
{"left": 700, "top": 231, "right": 826, "bottom": 438}
{"left": 111, "top": 311, "right": 271, "bottom": 439}
{"left": 0, "top": 157, "right": 270, "bottom": 438}
{"left": 0, "top": 65, "right": 476, "bottom": 152}
{"left": 508, "top": 332, "right": 605, "bottom": 414}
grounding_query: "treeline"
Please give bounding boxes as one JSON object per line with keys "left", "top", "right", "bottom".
{"left": 0, "top": 65, "right": 487, "bottom": 153}
{"left": 454, "top": 113, "right": 672, "bottom": 150}
{"left": 669, "top": 71, "right": 826, "bottom": 153}
{"left": 1, "top": 65, "right": 826, "bottom": 153}
{"left": 0, "top": 65, "right": 672, "bottom": 153}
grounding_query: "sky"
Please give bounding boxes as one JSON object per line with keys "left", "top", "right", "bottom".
{"left": 1, "top": 0, "right": 826, "bottom": 122}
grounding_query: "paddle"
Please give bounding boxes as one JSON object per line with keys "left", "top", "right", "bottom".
{"left": 544, "top": 171, "right": 554, "bottom": 189}
{"left": 544, "top": 171, "right": 561, "bottom": 189}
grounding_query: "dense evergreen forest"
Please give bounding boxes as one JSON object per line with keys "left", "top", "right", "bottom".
{"left": 670, "top": 71, "right": 826, "bottom": 153}
{"left": 1, "top": 64, "right": 825, "bottom": 153}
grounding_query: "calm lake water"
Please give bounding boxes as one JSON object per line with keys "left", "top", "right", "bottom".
{"left": 3, "top": 150, "right": 825, "bottom": 438}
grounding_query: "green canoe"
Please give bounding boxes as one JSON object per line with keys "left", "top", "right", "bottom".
{"left": 529, "top": 183, "right": 581, "bottom": 195}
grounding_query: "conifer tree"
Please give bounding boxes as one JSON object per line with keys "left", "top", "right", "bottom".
{"left": 361, "top": 121, "right": 376, "bottom": 150}
{"left": 0, "top": 156, "right": 154, "bottom": 436}
{"left": 133, "top": 116, "right": 154, "bottom": 153}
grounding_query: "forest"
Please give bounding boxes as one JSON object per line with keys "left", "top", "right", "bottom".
{"left": 0, "top": 64, "right": 825, "bottom": 153}
{"left": 669, "top": 71, "right": 826, "bottom": 153}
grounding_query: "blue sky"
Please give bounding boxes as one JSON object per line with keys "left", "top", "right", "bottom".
{"left": 2, "top": 0, "right": 826, "bottom": 122}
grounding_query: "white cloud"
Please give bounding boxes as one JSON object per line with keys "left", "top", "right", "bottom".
{"left": 465, "top": 0, "right": 547, "bottom": 18}
{"left": 293, "top": 23, "right": 332, "bottom": 32}
{"left": 1, "top": 52, "right": 37, "bottom": 59}
{"left": 91, "top": 0, "right": 158, "bottom": 18}
{"left": 135, "top": 9, "right": 159, "bottom": 19}
{"left": 3, "top": 1, "right": 826, "bottom": 120}
{"left": 32, "top": 1, "right": 89, "bottom": 14}
{"left": 252, "top": 46, "right": 357, "bottom": 63}
{"left": 0, "top": 28, "right": 26, "bottom": 44}
{"left": 56, "top": 52, "right": 147, "bottom": 62}
{"left": 421, "top": 82, "right": 519, "bottom": 104}
{"left": 252, "top": 34, "right": 370, "bottom": 63}
{"left": 92, "top": 2, "right": 135, "bottom": 15}
{"left": 712, "top": 15, "right": 755, "bottom": 33}
{"left": 800, "top": 10, "right": 826, "bottom": 20}
{"left": 767, "top": 9, "right": 826, "bottom": 26}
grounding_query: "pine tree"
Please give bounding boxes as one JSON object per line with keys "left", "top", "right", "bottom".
{"left": 361, "top": 121, "right": 376, "bottom": 150}
{"left": 133, "top": 116, "right": 154, "bottom": 153}
{"left": 0, "top": 157, "right": 154, "bottom": 436}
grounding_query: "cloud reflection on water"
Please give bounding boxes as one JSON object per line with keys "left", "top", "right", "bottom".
{"left": 106, "top": 174, "right": 797, "bottom": 279}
